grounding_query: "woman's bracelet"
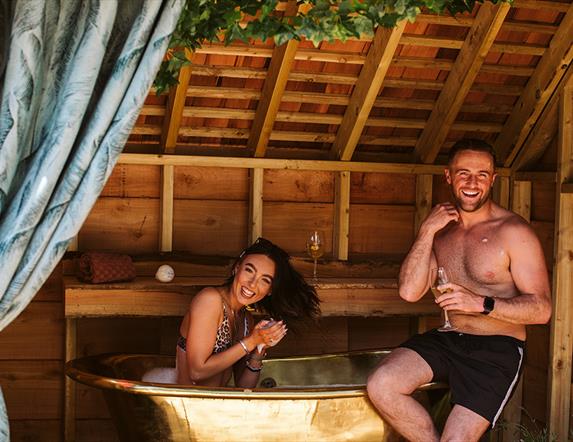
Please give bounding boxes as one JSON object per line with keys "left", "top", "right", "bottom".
{"left": 245, "top": 359, "right": 263, "bottom": 372}
{"left": 250, "top": 353, "right": 266, "bottom": 361}
{"left": 238, "top": 339, "right": 249, "bottom": 355}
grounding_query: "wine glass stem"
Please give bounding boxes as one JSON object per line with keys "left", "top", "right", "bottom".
{"left": 443, "top": 310, "right": 451, "bottom": 325}
{"left": 313, "top": 259, "right": 317, "bottom": 279}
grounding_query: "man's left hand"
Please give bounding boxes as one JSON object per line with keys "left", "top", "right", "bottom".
{"left": 435, "top": 282, "right": 484, "bottom": 314}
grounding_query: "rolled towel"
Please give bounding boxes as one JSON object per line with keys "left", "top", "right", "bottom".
{"left": 77, "top": 252, "right": 136, "bottom": 284}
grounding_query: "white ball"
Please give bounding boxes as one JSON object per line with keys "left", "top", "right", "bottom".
{"left": 155, "top": 264, "right": 175, "bottom": 283}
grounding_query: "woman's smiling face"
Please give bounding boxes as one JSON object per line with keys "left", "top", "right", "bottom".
{"left": 231, "top": 254, "right": 275, "bottom": 307}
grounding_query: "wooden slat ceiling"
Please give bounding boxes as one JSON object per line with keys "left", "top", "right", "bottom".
{"left": 127, "top": 0, "right": 573, "bottom": 169}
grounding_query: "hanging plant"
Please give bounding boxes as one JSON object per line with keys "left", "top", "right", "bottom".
{"left": 154, "top": 0, "right": 511, "bottom": 94}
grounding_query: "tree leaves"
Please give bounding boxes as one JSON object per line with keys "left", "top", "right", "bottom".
{"left": 154, "top": 0, "right": 510, "bottom": 94}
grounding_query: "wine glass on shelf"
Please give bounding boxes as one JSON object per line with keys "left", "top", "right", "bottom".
{"left": 306, "top": 230, "right": 324, "bottom": 281}
{"left": 430, "top": 267, "right": 457, "bottom": 332}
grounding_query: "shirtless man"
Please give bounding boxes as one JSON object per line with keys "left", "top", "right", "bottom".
{"left": 366, "top": 139, "right": 551, "bottom": 442}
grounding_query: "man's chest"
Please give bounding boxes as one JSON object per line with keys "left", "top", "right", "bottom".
{"left": 434, "top": 228, "right": 510, "bottom": 286}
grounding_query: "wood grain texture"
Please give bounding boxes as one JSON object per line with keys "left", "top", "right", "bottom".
{"left": 0, "top": 302, "right": 64, "bottom": 360}
{"left": 79, "top": 198, "right": 160, "bottom": 253}
{"left": 1, "top": 361, "right": 63, "bottom": 420}
{"left": 415, "top": 1, "right": 510, "bottom": 163}
{"left": 495, "top": 4, "right": 573, "bottom": 164}
{"left": 349, "top": 205, "right": 415, "bottom": 255}
{"left": 331, "top": 22, "right": 406, "bottom": 161}
{"left": 263, "top": 202, "right": 334, "bottom": 256}
{"left": 173, "top": 199, "right": 248, "bottom": 255}
{"left": 174, "top": 167, "right": 249, "bottom": 200}
{"left": 100, "top": 165, "right": 160, "bottom": 198}
{"left": 263, "top": 169, "right": 334, "bottom": 203}
{"left": 350, "top": 173, "right": 415, "bottom": 205}
{"left": 548, "top": 81, "right": 573, "bottom": 441}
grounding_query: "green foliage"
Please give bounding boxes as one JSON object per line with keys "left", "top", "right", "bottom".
{"left": 155, "top": 0, "right": 511, "bottom": 94}
{"left": 495, "top": 408, "right": 558, "bottom": 442}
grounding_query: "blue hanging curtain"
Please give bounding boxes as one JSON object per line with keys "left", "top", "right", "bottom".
{"left": 0, "top": 0, "right": 185, "bottom": 436}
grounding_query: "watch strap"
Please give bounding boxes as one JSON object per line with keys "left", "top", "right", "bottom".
{"left": 482, "top": 296, "right": 495, "bottom": 315}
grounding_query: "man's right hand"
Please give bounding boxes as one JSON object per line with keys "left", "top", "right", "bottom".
{"left": 420, "top": 203, "right": 460, "bottom": 236}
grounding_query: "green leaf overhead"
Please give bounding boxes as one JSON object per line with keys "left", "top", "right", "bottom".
{"left": 155, "top": 0, "right": 511, "bottom": 94}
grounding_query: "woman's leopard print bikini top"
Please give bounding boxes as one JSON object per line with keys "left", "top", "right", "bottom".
{"left": 177, "top": 302, "right": 248, "bottom": 354}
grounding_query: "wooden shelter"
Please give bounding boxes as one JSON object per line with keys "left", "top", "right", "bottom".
{"left": 0, "top": 0, "right": 572, "bottom": 440}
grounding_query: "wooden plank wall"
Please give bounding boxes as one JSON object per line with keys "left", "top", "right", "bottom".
{"left": 0, "top": 266, "right": 65, "bottom": 441}
{"left": 0, "top": 161, "right": 555, "bottom": 441}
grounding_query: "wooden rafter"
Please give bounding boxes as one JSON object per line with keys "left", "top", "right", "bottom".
{"left": 495, "top": 4, "right": 573, "bottom": 165}
{"left": 415, "top": 13, "right": 558, "bottom": 34}
{"left": 248, "top": 0, "right": 301, "bottom": 157}
{"left": 330, "top": 22, "right": 406, "bottom": 161}
{"left": 195, "top": 38, "right": 546, "bottom": 64}
{"left": 118, "top": 152, "right": 513, "bottom": 177}
{"left": 184, "top": 86, "right": 514, "bottom": 114}
{"left": 512, "top": 63, "right": 573, "bottom": 171}
{"left": 160, "top": 51, "right": 193, "bottom": 153}
{"left": 415, "top": 2, "right": 510, "bottom": 164}
{"left": 189, "top": 65, "right": 525, "bottom": 95}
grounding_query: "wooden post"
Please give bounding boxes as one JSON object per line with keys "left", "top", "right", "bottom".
{"left": 511, "top": 180, "right": 532, "bottom": 222}
{"left": 493, "top": 176, "right": 510, "bottom": 209}
{"left": 333, "top": 171, "right": 350, "bottom": 260}
{"left": 64, "top": 318, "right": 77, "bottom": 442}
{"left": 547, "top": 75, "right": 573, "bottom": 441}
{"left": 160, "top": 165, "right": 174, "bottom": 252}
{"left": 498, "top": 180, "right": 531, "bottom": 441}
{"left": 249, "top": 168, "right": 264, "bottom": 244}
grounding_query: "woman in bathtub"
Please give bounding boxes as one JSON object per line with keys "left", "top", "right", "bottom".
{"left": 176, "top": 237, "right": 320, "bottom": 387}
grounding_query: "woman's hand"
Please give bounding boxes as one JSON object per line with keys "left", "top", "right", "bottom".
{"left": 251, "top": 319, "right": 287, "bottom": 349}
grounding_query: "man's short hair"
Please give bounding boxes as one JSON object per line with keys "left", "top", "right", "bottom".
{"left": 447, "top": 138, "right": 497, "bottom": 166}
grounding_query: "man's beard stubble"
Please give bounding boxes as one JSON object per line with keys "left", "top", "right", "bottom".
{"left": 450, "top": 185, "right": 493, "bottom": 213}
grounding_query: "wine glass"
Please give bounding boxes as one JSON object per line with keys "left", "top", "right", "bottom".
{"left": 306, "top": 230, "right": 324, "bottom": 281}
{"left": 430, "top": 267, "right": 457, "bottom": 332}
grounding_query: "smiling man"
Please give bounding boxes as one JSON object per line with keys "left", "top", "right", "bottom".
{"left": 366, "top": 139, "right": 551, "bottom": 442}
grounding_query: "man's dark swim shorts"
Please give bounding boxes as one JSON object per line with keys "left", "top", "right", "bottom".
{"left": 400, "top": 329, "right": 524, "bottom": 426}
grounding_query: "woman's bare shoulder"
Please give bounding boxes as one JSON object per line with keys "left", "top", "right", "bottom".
{"left": 190, "top": 286, "right": 224, "bottom": 311}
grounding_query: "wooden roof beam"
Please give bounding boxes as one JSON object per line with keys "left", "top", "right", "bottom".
{"left": 415, "top": 1, "right": 510, "bottom": 164}
{"left": 247, "top": 0, "right": 302, "bottom": 158}
{"left": 330, "top": 22, "right": 406, "bottom": 161}
{"left": 495, "top": 3, "right": 573, "bottom": 166}
{"left": 160, "top": 50, "right": 193, "bottom": 153}
{"left": 511, "top": 63, "right": 573, "bottom": 171}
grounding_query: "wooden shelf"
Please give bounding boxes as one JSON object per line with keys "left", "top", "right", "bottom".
{"left": 64, "top": 276, "right": 440, "bottom": 318}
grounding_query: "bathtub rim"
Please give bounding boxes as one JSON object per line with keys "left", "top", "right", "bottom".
{"left": 66, "top": 350, "right": 447, "bottom": 400}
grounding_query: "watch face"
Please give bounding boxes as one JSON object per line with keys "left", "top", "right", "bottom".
{"left": 483, "top": 296, "right": 495, "bottom": 314}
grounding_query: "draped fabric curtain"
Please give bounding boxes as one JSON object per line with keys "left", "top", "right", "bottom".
{"left": 0, "top": 0, "right": 185, "bottom": 437}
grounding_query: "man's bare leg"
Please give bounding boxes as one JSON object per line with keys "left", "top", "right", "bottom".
{"left": 366, "top": 348, "right": 439, "bottom": 442}
{"left": 440, "top": 404, "right": 490, "bottom": 442}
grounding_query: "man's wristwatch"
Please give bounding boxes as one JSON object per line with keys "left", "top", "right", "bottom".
{"left": 481, "top": 296, "right": 495, "bottom": 315}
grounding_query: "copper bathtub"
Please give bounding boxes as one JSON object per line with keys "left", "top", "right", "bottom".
{"left": 66, "top": 350, "right": 447, "bottom": 441}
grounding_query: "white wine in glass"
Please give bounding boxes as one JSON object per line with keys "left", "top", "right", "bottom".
{"left": 430, "top": 267, "right": 457, "bottom": 332}
{"left": 306, "top": 231, "right": 324, "bottom": 280}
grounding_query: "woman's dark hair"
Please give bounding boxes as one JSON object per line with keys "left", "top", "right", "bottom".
{"left": 225, "top": 237, "right": 321, "bottom": 328}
